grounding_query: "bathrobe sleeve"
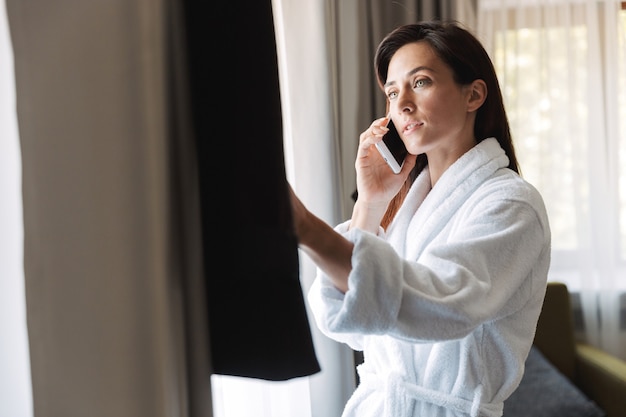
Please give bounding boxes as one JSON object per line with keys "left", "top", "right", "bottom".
{"left": 307, "top": 175, "right": 551, "bottom": 346}
{"left": 306, "top": 220, "right": 389, "bottom": 351}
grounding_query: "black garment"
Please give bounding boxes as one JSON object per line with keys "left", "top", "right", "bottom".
{"left": 182, "top": 0, "right": 320, "bottom": 380}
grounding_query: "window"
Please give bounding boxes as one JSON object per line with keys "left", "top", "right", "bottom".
{"left": 478, "top": 0, "right": 626, "bottom": 359}
{"left": 479, "top": 1, "right": 626, "bottom": 290}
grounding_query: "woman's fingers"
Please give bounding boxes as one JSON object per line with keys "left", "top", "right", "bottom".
{"left": 359, "top": 116, "right": 389, "bottom": 147}
{"left": 357, "top": 116, "right": 391, "bottom": 162}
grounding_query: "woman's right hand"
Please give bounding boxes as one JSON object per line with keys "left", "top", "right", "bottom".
{"left": 350, "top": 116, "right": 416, "bottom": 231}
{"left": 354, "top": 116, "right": 415, "bottom": 205}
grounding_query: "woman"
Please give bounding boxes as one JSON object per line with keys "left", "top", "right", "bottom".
{"left": 290, "top": 21, "right": 551, "bottom": 417}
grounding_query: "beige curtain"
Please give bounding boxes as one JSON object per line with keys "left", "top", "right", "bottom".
{"left": 5, "top": 1, "right": 211, "bottom": 416}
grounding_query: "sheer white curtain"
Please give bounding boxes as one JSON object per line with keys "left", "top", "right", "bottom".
{"left": 0, "top": 3, "right": 32, "bottom": 417}
{"left": 275, "top": 0, "right": 357, "bottom": 414}
{"left": 477, "top": 0, "right": 626, "bottom": 359}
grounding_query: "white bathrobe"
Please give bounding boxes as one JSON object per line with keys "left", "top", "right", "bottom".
{"left": 307, "top": 138, "right": 551, "bottom": 417}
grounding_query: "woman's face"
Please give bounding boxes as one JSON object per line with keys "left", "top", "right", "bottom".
{"left": 384, "top": 41, "right": 476, "bottom": 161}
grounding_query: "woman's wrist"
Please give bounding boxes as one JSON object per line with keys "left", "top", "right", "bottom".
{"left": 349, "top": 199, "right": 388, "bottom": 233}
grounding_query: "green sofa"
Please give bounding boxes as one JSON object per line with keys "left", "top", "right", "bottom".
{"left": 528, "top": 281, "right": 626, "bottom": 417}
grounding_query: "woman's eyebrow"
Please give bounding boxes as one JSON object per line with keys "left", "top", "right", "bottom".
{"left": 384, "top": 66, "right": 434, "bottom": 88}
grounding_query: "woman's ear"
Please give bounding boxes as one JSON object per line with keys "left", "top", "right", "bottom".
{"left": 467, "top": 79, "right": 487, "bottom": 112}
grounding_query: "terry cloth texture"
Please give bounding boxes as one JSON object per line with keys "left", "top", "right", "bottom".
{"left": 308, "top": 138, "right": 552, "bottom": 417}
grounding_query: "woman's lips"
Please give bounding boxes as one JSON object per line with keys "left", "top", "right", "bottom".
{"left": 403, "top": 122, "right": 423, "bottom": 134}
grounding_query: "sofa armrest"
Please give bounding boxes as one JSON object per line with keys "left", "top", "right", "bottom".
{"left": 533, "top": 282, "right": 577, "bottom": 379}
{"left": 575, "top": 343, "right": 626, "bottom": 417}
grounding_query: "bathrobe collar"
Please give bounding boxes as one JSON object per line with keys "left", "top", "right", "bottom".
{"left": 386, "top": 137, "right": 510, "bottom": 257}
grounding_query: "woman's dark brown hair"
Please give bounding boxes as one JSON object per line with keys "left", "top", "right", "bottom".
{"left": 374, "top": 20, "right": 520, "bottom": 228}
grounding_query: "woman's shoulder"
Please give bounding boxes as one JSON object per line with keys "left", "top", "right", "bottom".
{"left": 470, "top": 168, "right": 550, "bottom": 230}
{"left": 483, "top": 167, "right": 545, "bottom": 203}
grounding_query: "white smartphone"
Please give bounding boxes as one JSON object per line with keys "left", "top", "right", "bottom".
{"left": 375, "top": 118, "right": 408, "bottom": 174}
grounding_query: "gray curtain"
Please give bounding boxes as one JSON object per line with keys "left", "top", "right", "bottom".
{"left": 6, "top": 1, "right": 208, "bottom": 416}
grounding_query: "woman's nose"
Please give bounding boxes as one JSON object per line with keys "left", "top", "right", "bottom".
{"left": 396, "top": 90, "right": 415, "bottom": 114}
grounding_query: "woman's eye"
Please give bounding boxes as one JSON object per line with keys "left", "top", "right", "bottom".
{"left": 387, "top": 91, "right": 398, "bottom": 100}
{"left": 414, "top": 79, "right": 429, "bottom": 88}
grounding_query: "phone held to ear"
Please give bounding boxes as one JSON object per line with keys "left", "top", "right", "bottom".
{"left": 375, "top": 118, "right": 408, "bottom": 174}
